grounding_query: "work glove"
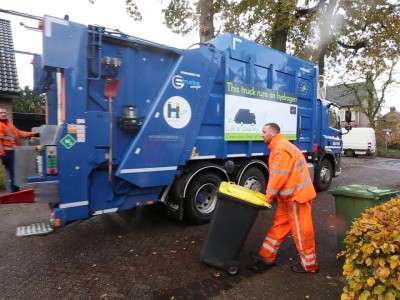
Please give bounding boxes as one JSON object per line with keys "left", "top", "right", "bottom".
{"left": 34, "top": 132, "right": 40, "bottom": 138}
{"left": 1, "top": 155, "right": 10, "bottom": 168}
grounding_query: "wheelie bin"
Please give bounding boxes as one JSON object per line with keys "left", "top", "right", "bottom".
{"left": 200, "top": 181, "right": 271, "bottom": 275}
{"left": 329, "top": 184, "right": 399, "bottom": 251}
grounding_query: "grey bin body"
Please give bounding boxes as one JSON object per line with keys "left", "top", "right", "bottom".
{"left": 200, "top": 192, "right": 264, "bottom": 275}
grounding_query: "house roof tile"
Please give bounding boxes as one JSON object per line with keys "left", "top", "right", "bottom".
{"left": 326, "top": 82, "right": 369, "bottom": 107}
{"left": 0, "top": 18, "right": 19, "bottom": 95}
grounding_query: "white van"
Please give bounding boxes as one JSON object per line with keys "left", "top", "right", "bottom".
{"left": 341, "top": 127, "right": 377, "bottom": 157}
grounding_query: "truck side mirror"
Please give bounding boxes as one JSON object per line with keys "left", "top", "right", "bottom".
{"left": 344, "top": 124, "right": 352, "bottom": 131}
{"left": 345, "top": 110, "right": 352, "bottom": 123}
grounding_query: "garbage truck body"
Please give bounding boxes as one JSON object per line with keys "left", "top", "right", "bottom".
{"left": 3, "top": 13, "right": 342, "bottom": 229}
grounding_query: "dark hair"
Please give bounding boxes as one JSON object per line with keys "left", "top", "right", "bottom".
{"left": 264, "top": 123, "right": 280, "bottom": 133}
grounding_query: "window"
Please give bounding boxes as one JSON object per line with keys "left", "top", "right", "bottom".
{"left": 339, "top": 110, "right": 355, "bottom": 122}
{"left": 328, "top": 105, "right": 340, "bottom": 130}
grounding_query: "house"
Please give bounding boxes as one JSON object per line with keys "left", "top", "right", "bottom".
{"left": 0, "top": 18, "right": 20, "bottom": 121}
{"left": 381, "top": 107, "right": 400, "bottom": 125}
{"left": 326, "top": 82, "right": 377, "bottom": 128}
{"left": 378, "top": 107, "right": 400, "bottom": 145}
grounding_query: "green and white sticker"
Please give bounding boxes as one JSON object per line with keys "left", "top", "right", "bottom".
{"left": 60, "top": 134, "right": 77, "bottom": 149}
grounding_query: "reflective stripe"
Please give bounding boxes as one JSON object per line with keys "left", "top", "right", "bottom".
{"left": 265, "top": 236, "right": 281, "bottom": 247}
{"left": 267, "top": 188, "right": 278, "bottom": 195}
{"left": 262, "top": 242, "right": 278, "bottom": 254}
{"left": 278, "top": 178, "right": 313, "bottom": 197}
{"left": 267, "top": 134, "right": 316, "bottom": 203}
{"left": 303, "top": 258, "right": 317, "bottom": 266}
{"left": 305, "top": 253, "right": 316, "bottom": 260}
{"left": 279, "top": 188, "right": 295, "bottom": 196}
{"left": 120, "top": 166, "right": 178, "bottom": 174}
{"left": 92, "top": 208, "right": 118, "bottom": 215}
{"left": 270, "top": 168, "right": 290, "bottom": 175}
{"left": 293, "top": 158, "right": 306, "bottom": 169}
{"left": 59, "top": 201, "right": 89, "bottom": 209}
{"left": 293, "top": 202, "right": 304, "bottom": 253}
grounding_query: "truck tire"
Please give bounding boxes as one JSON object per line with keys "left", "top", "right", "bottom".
{"left": 314, "top": 159, "right": 332, "bottom": 192}
{"left": 184, "top": 173, "right": 222, "bottom": 224}
{"left": 238, "top": 167, "right": 267, "bottom": 193}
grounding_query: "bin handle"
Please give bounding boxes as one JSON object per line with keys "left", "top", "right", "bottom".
{"left": 365, "top": 188, "right": 399, "bottom": 197}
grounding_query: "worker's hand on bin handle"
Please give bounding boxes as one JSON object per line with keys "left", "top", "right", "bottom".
{"left": 265, "top": 195, "right": 274, "bottom": 204}
{"left": 1, "top": 155, "right": 10, "bottom": 168}
{"left": 34, "top": 132, "right": 40, "bottom": 138}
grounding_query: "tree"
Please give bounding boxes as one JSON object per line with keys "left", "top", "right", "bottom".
{"left": 163, "top": 1, "right": 400, "bottom": 74}
{"left": 163, "top": 0, "right": 216, "bottom": 43}
{"left": 93, "top": 0, "right": 400, "bottom": 118}
{"left": 338, "top": 59, "right": 399, "bottom": 130}
{"left": 163, "top": 0, "right": 400, "bottom": 123}
{"left": 89, "top": 0, "right": 143, "bottom": 21}
{"left": 13, "top": 86, "right": 45, "bottom": 114}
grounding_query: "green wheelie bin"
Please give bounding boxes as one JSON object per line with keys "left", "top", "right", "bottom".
{"left": 200, "top": 181, "right": 271, "bottom": 275}
{"left": 329, "top": 184, "right": 399, "bottom": 251}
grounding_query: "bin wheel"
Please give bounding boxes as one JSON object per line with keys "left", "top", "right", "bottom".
{"left": 226, "top": 261, "right": 240, "bottom": 275}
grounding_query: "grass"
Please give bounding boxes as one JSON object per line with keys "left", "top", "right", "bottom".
{"left": 0, "top": 165, "right": 5, "bottom": 191}
{"left": 377, "top": 147, "right": 400, "bottom": 159}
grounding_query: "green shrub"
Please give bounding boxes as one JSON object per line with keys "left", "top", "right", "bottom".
{"left": 338, "top": 197, "right": 400, "bottom": 300}
{"left": 387, "top": 143, "right": 400, "bottom": 150}
{"left": 0, "top": 164, "right": 6, "bottom": 191}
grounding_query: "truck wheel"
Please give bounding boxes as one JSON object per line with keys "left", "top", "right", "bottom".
{"left": 238, "top": 167, "right": 267, "bottom": 193}
{"left": 184, "top": 173, "right": 222, "bottom": 224}
{"left": 314, "top": 159, "right": 332, "bottom": 192}
{"left": 344, "top": 149, "right": 355, "bottom": 157}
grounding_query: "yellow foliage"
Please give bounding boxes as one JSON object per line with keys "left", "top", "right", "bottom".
{"left": 359, "top": 290, "right": 371, "bottom": 300}
{"left": 365, "top": 257, "right": 372, "bottom": 266}
{"left": 372, "top": 284, "right": 385, "bottom": 295}
{"left": 376, "top": 267, "right": 390, "bottom": 281}
{"left": 341, "top": 197, "right": 400, "bottom": 299}
{"left": 367, "top": 277, "right": 375, "bottom": 287}
{"left": 391, "top": 278, "right": 400, "bottom": 290}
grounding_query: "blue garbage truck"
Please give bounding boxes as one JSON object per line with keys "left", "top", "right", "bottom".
{"left": 1, "top": 11, "right": 343, "bottom": 234}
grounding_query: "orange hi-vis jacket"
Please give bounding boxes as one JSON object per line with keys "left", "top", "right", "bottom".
{"left": 265, "top": 133, "right": 316, "bottom": 203}
{"left": 0, "top": 120, "right": 35, "bottom": 155}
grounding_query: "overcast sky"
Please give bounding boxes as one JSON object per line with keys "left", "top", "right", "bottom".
{"left": 1, "top": 0, "right": 398, "bottom": 113}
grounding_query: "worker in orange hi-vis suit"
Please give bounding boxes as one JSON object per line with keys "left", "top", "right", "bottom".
{"left": 0, "top": 107, "right": 39, "bottom": 192}
{"left": 249, "top": 122, "right": 318, "bottom": 274}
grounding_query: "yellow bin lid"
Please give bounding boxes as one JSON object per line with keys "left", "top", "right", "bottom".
{"left": 218, "top": 181, "right": 271, "bottom": 208}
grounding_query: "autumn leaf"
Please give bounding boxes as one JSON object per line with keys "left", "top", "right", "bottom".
{"left": 367, "top": 277, "right": 375, "bottom": 287}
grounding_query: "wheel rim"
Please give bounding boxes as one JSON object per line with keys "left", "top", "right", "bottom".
{"left": 194, "top": 183, "right": 218, "bottom": 214}
{"left": 228, "top": 266, "right": 238, "bottom": 275}
{"left": 242, "top": 176, "right": 262, "bottom": 192}
{"left": 320, "top": 166, "right": 331, "bottom": 184}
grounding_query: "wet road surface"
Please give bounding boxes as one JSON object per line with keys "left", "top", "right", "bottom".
{"left": 0, "top": 156, "right": 399, "bottom": 299}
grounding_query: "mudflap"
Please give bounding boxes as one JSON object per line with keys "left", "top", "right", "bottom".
{"left": 16, "top": 223, "right": 53, "bottom": 237}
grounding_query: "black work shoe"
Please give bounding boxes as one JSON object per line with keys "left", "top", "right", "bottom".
{"left": 291, "top": 263, "right": 318, "bottom": 273}
{"left": 248, "top": 252, "right": 274, "bottom": 273}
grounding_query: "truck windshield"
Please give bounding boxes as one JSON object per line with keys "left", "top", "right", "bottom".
{"left": 328, "top": 105, "right": 340, "bottom": 130}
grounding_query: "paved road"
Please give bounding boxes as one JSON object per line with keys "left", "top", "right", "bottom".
{"left": 0, "top": 156, "right": 399, "bottom": 299}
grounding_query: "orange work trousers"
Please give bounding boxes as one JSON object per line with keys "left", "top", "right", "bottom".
{"left": 258, "top": 200, "right": 318, "bottom": 272}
